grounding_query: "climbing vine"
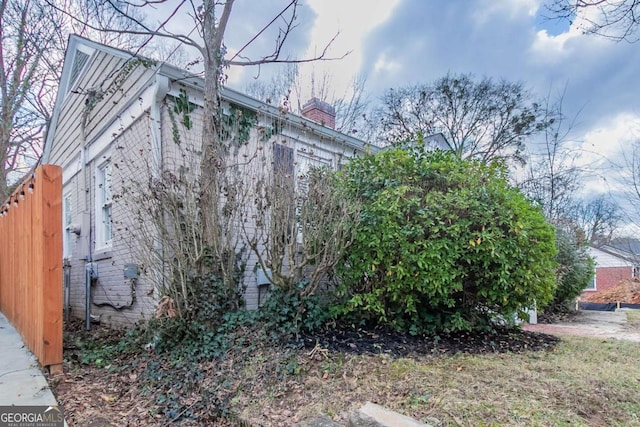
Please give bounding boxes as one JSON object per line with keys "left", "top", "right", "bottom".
{"left": 173, "top": 88, "right": 197, "bottom": 130}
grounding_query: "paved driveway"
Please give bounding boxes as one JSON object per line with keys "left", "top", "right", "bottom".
{"left": 523, "top": 309, "right": 640, "bottom": 343}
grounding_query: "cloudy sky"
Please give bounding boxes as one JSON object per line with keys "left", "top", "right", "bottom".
{"left": 149, "top": 0, "right": 640, "bottom": 224}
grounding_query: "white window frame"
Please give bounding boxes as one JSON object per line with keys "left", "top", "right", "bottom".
{"left": 63, "top": 192, "right": 73, "bottom": 259}
{"left": 95, "top": 159, "right": 113, "bottom": 251}
{"left": 584, "top": 274, "right": 596, "bottom": 291}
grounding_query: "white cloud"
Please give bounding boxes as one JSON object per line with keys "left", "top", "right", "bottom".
{"left": 373, "top": 51, "right": 401, "bottom": 74}
{"left": 295, "top": 0, "right": 401, "bottom": 99}
{"left": 581, "top": 113, "right": 640, "bottom": 164}
{"left": 575, "top": 112, "right": 640, "bottom": 197}
{"left": 473, "top": 0, "right": 540, "bottom": 25}
{"left": 530, "top": 29, "right": 576, "bottom": 61}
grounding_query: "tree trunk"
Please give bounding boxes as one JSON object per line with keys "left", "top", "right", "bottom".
{"left": 199, "top": 0, "right": 234, "bottom": 272}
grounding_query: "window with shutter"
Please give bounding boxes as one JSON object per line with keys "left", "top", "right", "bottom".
{"left": 295, "top": 153, "right": 331, "bottom": 243}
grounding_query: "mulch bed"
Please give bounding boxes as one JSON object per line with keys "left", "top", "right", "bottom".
{"left": 52, "top": 319, "right": 560, "bottom": 426}
{"left": 299, "top": 324, "right": 560, "bottom": 357}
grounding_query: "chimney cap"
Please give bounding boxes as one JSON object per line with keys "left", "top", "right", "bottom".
{"left": 302, "top": 97, "right": 336, "bottom": 115}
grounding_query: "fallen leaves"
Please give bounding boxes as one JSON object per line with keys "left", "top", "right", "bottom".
{"left": 582, "top": 279, "right": 640, "bottom": 304}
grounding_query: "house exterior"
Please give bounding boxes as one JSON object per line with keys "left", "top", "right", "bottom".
{"left": 42, "top": 35, "right": 371, "bottom": 328}
{"left": 581, "top": 246, "right": 636, "bottom": 299}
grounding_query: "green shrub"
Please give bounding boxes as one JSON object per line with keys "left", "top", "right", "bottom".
{"left": 549, "top": 224, "right": 594, "bottom": 312}
{"left": 146, "top": 273, "right": 247, "bottom": 360}
{"left": 259, "top": 280, "right": 333, "bottom": 337}
{"left": 334, "top": 147, "right": 557, "bottom": 333}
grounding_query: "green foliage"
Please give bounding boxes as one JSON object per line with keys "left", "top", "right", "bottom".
{"left": 173, "top": 88, "right": 196, "bottom": 129}
{"left": 152, "top": 274, "right": 246, "bottom": 360}
{"left": 334, "top": 146, "right": 558, "bottom": 333}
{"left": 549, "top": 224, "right": 595, "bottom": 312}
{"left": 218, "top": 104, "right": 258, "bottom": 147}
{"left": 258, "top": 281, "right": 333, "bottom": 337}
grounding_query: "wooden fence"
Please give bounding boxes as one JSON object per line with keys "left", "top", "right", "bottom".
{"left": 0, "top": 165, "right": 62, "bottom": 370}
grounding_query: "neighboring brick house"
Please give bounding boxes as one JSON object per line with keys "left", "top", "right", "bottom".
{"left": 581, "top": 246, "right": 636, "bottom": 299}
{"left": 41, "top": 35, "right": 371, "bottom": 328}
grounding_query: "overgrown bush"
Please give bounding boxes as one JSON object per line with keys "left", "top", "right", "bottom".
{"left": 548, "top": 224, "right": 594, "bottom": 313}
{"left": 145, "top": 272, "right": 247, "bottom": 360}
{"left": 334, "top": 147, "right": 558, "bottom": 333}
{"left": 258, "top": 281, "right": 333, "bottom": 337}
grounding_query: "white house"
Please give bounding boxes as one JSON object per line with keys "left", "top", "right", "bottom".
{"left": 42, "top": 35, "right": 371, "bottom": 328}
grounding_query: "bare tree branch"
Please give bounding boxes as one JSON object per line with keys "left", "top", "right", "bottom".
{"left": 546, "top": 0, "right": 640, "bottom": 42}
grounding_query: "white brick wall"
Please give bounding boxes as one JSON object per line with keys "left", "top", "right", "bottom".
{"left": 64, "top": 95, "right": 365, "bottom": 327}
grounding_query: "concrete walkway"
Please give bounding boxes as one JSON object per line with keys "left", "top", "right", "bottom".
{"left": 0, "top": 311, "right": 59, "bottom": 406}
{"left": 524, "top": 309, "right": 640, "bottom": 343}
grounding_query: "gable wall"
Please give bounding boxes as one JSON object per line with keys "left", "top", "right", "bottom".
{"left": 48, "top": 50, "right": 156, "bottom": 172}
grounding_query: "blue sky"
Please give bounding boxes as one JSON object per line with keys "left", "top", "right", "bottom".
{"left": 151, "top": 0, "right": 640, "bottom": 227}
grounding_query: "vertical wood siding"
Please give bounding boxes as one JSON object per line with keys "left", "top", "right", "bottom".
{"left": 0, "top": 165, "right": 63, "bottom": 369}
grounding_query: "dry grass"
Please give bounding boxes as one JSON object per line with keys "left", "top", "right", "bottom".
{"left": 237, "top": 337, "right": 640, "bottom": 426}
{"left": 626, "top": 310, "right": 640, "bottom": 330}
{"left": 54, "top": 321, "right": 640, "bottom": 426}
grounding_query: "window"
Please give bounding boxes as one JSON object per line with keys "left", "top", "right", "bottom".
{"left": 96, "top": 161, "right": 113, "bottom": 249}
{"left": 584, "top": 275, "right": 596, "bottom": 291}
{"left": 69, "top": 51, "right": 90, "bottom": 90}
{"left": 295, "top": 152, "right": 331, "bottom": 243}
{"left": 63, "top": 194, "right": 73, "bottom": 258}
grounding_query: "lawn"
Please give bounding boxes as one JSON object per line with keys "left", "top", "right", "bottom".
{"left": 233, "top": 336, "right": 640, "bottom": 426}
{"left": 52, "top": 326, "right": 640, "bottom": 426}
{"left": 626, "top": 309, "right": 640, "bottom": 329}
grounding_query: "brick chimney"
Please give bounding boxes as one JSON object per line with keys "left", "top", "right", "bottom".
{"left": 301, "top": 98, "right": 336, "bottom": 129}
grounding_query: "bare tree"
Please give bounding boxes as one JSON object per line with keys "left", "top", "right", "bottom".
{"left": 244, "top": 63, "right": 299, "bottom": 106}
{"left": 245, "top": 65, "right": 372, "bottom": 137}
{"left": 47, "top": 0, "right": 344, "bottom": 289}
{"left": 572, "top": 195, "right": 622, "bottom": 245}
{"left": 619, "top": 139, "right": 640, "bottom": 232}
{"left": 374, "top": 73, "right": 549, "bottom": 163}
{"left": 0, "top": 0, "right": 157, "bottom": 200}
{"left": 0, "top": 0, "right": 55, "bottom": 199}
{"left": 308, "top": 72, "right": 371, "bottom": 137}
{"left": 519, "top": 92, "right": 581, "bottom": 222}
{"left": 546, "top": 0, "right": 640, "bottom": 42}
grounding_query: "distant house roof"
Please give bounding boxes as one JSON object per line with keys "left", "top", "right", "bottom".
{"left": 606, "top": 238, "right": 640, "bottom": 256}
{"left": 423, "top": 133, "right": 450, "bottom": 151}
{"left": 589, "top": 246, "right": 635, "bottom": 268}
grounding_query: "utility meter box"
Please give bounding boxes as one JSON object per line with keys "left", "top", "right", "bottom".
{"left": 124, "top": 263, "right": 139, "bottom": 279}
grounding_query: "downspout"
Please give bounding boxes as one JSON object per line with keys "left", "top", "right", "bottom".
{"left": 150, "top": 74, "right": 170, "bottom": 297}
{"left": 80, "top": 106, "right": 93, "bottom": 331}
